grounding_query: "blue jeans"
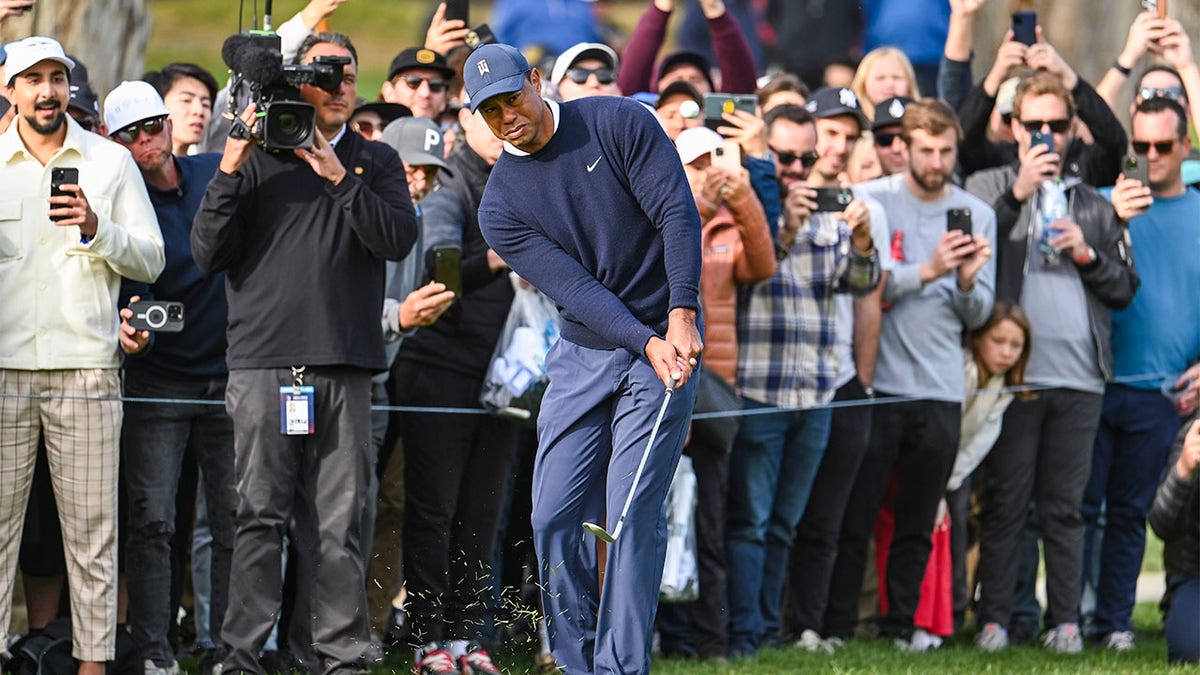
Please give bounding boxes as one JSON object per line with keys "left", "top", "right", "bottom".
{"left": 726, "top": 398, "right": 832, "bottom": 653}
{"left": 121, "top": 370, "right": 236, "bottom": 666}
{"left": 1165, "top": 575, "right": 1200, "bottom": 664}
{"left": 1082, "top": 385, "right": 1182, "bottom": 634}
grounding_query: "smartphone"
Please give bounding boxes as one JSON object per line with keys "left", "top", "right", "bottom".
{"left": 443, "top": 0, "right": 469, "bottom": 24}
{"left": 1030, "top": 129, "right": 1054, "bottom": 153}
{"left": 947, "top": 208, "right": 973, "bottom": 236}
{"left": 464, "top": 23, "right": 496, "bottom": 50}
{"left": 1125, "top": 153, "right": 1150, "bottom": 186}
{"left": 432, "top": 246, "right": 462, "bottom": 298}
{"left": 50, "top": 167, "right": 79, "bottom": 223}
{"left": 813, "top": 186, "right": 853, "bottom": 213}
{"left": 1142, "top": 0, "right": 1167, "bottom": 18}
{"left": 710, "top": 141, "right": 741, "bottom": 172}
{"left": 703, "top": 94, "right": 758, "bottom": 132}
{"left": 128, "top": 301, "right": 185, "bottom": 332}
{"left": 1012, "top": 11, "right": 1037, "bottom": 47}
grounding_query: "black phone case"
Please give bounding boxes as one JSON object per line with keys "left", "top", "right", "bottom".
{"left": 50, "top": 168, "right": 79, "bottom": 223}
{"left": 1012, "top": 12, "right": 1037, "bottom": 46}
{"left": 813, "top": 187, "right": 853, "bottom": 212}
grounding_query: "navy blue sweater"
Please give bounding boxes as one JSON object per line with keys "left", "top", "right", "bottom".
{"left": 479, "top": 97, "right": 702, "bottom": 356}
{"left": 121, "top": 154, "right": 228, "bottom": 377}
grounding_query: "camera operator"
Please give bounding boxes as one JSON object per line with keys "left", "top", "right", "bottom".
{"left": 191, "top": 32, "right": 418, "bottom": 675}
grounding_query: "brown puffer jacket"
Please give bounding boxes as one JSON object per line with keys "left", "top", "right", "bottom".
{"left": 699, "top": 190, "right": 776, "bottom": 387}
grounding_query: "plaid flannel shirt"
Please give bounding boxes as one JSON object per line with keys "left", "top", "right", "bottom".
{"left": 736, "top": 212, "right": 879, "bottom": 409}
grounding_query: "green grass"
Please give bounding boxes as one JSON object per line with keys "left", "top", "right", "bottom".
{"left": 340, "top": 602, "right": 1177, "bottom": 675}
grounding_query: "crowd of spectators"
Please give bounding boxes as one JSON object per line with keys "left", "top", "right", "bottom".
{"left": 0, "top": 0, "right": 1198, "bottom": 672}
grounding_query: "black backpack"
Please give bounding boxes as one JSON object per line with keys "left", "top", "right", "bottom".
{"left": 2, "top": 620, "right": 142, "bottom": 675}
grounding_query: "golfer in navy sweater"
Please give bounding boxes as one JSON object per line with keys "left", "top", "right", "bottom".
{"left": 469, "top": 44, "right": 703, "bottom": 674}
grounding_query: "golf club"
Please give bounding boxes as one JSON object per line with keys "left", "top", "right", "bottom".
{"left": 582, "top": 378, "right": 678, "bottom": 543}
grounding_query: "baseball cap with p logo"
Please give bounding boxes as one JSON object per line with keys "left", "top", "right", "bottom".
{"left": 464, "top": 43, "right": 531, "bottom": 113}
{"left": 380, "top": 117, "right": 453, "bottom": 175}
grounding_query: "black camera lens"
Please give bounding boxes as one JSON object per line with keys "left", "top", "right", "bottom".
{"left": 264, "top": 102, "right": 316, "bottom": 150}
{"left": 168, "top": 305, "right": 184, "bottom": 321}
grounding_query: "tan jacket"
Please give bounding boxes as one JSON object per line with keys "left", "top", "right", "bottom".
{"left": 699, "top": 190, "right": 775, "bottom": 386}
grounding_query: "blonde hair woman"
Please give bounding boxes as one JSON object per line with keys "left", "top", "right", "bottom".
{"left": 851, "top": 47, "right": 921, "bottom": 121}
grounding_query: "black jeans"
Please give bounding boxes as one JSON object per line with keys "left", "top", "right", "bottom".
{"left": 975, "top": 387, "right": 1102, "bottom": 629}
{"left": 394, "top": 360, "right": 520, "bottom": 646}
{"left": 788, "top": 378, "right": 873, "bottom": 637}
{"left": 825, "top": 396, "right": 960, "bottom": 639}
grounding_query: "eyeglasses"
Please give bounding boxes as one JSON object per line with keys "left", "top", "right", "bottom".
{"left": 874, "top": 132, "right": 900, "bottom": 147}
{"left": 1020, "top": 118, "right": 1071, "bottom": 133}
{"left": 565, "top": 67, "right": 615, "bottom": 85}
{"left": 770, "top": 146, "right": 818, "bottom": 168}
{"left": 352, "top": 119, "right": 387, "bottom": 137}
{"left": 112, "top": 116, "right": 167, "bottom": 144}
{"left": 1131, "top": 139, "right": 1177, "bottom": 155}
{"left": 402, "top": 75, "right": 448, "bottom": 93}
{"left": 1138, "top": 86, "right": 1185, "bottom": 102}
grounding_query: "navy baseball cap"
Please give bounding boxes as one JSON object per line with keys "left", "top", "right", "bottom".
{"left": 464, "top": 43, "right": 531, "bottom": 113}
{"left": 805, "top": 87, "right": 868, "bottom": 128}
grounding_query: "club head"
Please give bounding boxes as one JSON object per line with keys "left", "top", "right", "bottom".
{"left": 581, "top": 521, "right": 615, "bottom": 543}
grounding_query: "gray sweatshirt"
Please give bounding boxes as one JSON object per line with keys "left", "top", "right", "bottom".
{"left": 858, "top": 173, "right": 996, "bottom": 402}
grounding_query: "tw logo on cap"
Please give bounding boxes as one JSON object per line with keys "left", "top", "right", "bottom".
{"left": 477, "top": 60, "right": 490, "bottom": 77}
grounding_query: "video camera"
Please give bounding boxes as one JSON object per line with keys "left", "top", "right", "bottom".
{"left": 220, "top": 31, "right": 349, "bottom": 150}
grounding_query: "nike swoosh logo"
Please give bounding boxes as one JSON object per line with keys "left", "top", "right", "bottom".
{"left": 587, "top": 156, "right": 602, "bottom": 172}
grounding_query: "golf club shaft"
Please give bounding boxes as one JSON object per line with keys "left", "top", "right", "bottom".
{"left": 608, "top": 379, "right": 676, "bottom": 541}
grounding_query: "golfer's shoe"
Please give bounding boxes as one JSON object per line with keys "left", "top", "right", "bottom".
{"left": 458, "top": 643, "right": 502, "bottom": 675}
{"left": 413, "top": 642, "right": 458, "bottom": 675}
{"left": 1041, "top": 623, "right": 1084, "bottom": 654}
{"left": 976, "top": 622, "right": 1009, "bottom": 652}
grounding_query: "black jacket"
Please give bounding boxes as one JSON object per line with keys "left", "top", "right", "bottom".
{"left": 1150, "top": 414, "right": 1200, "bottom": 579}
{"left": 958, "top": 77, "right": 1127, "bottom": 186}
{"left": 965, "top": 164, "right": 1138, "bottom": 381}
{"left": 396, "top": 143, "right": 515, "bottom": 380}
{"left": 191, "top": 130, "right": 418, "bottom": 371}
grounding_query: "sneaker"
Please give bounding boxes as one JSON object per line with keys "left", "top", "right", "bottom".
{"left": 1041, "top": 623, "right": 1084, "bottom": 654}
{"left": 794, "top": 629, "right": 834, "bottom": 654}
{"left": 823, "top": 636, "right": 846, "bottom": 651}
{"left": 976, "top": 622, "right": 1009, "bottom": 652}
{"left": 1102, "top": 630, "right": 1136, "bottom": 651}
{"left": 458, "top": 643, "right": 502, "bottom": 675}
{"left": 413, "top": 643, "right": 458, "bottom": 675}
{"left": 143, "top": 659, "right": 182, "bottom": 675}
{"left": 894, "top": 629, "right": 941, "bottom": 653}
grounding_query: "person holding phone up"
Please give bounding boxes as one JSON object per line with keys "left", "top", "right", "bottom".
{"left": 1081, "top": 95, "right": 1200, "bottom": 653}
{"left": 965, "top": 71, "right": 1138, "bottom": 654}
{"left": 0, "top": 37, "right": 163, "bottom": 675}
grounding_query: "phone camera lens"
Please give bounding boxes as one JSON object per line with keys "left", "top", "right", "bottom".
{"left": 145, "top": 305, "right": 167, "bottom": 329}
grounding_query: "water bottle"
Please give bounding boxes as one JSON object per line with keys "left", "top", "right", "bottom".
{"left": 1038, "top": 179, "right": 1068, "bottom": 265}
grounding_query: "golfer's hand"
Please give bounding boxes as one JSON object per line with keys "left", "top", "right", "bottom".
{"left": 659, "top": 307, "right": 703, "bottom": 387}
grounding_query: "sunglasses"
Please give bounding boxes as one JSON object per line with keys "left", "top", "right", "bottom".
{"left": 1138, "top": 86, "right": 1184, "bottom": 102}
{"left": 874, "top": 132, "right": 901, "bottom": 147}
{"left": 74, "top": 116, "right": 99, "bottom": 132}
{"left": 1131, "top": 139, "right": 1177, "bottom": 155}
{"left": 770, "top": 146, "right": 818, "bottom": 168}
{"left": 1020, "top": 118, "right": 1071, "bottom": 133}
{"left": 565, "top": 67, "right": 615, "bottom": 85}
{"left": 352, "top": 119, "right": 388, "bottom": 136}
{"left": 402, "top": 75, "right": 448, "bottom": 93}
{"left": 112, "top": 116, "right": 167, "bottom": 144}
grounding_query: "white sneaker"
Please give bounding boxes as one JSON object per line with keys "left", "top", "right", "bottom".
{"left": 1041, "top": 623, "right": 1084, "bottom": 654}
{"left": 794, "top": 629, "right": 834, "bottom": 654}
{"left": 1102, "top": 630, "right": 1136, "bottom": 651}
{"left": 143, "top": 659, "right": 181, "bottom": 675}
{"left": 976, "top": 622, "right": 1009, "bottom": 652}
{"left": 824, "top": 636, "right": 846, "bottom": 651}
{"left": 895, "top": 628, "right": 942, "bottom": 653}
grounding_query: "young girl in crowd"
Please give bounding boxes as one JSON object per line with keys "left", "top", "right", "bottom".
{"left": 880, "top": 302, "right": 1032, "bottom": 650}
{"left": 850, "top": 46, "right": 921, "bottom": 122}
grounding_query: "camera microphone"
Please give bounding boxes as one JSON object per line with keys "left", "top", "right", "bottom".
{"left": 221, "top": 34, "right": 251, "bottom": 72}
{"left": 237, "top": 44, "right": 284, "bottom": 85}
